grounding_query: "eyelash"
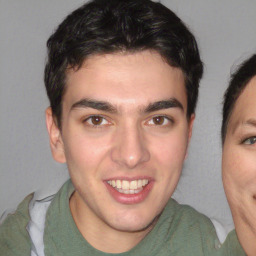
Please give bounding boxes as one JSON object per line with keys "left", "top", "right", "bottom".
{"left": 82, "top": 115, "right": 174, "bottom": 128}
{"left": 146, "top": 115, "right": 174, "bottom": 126}
{"left": 241, "top": 136, "right": 256, "bottom": 145}
{"left": 83, "top": 115, "right": 111, "bottom": 127}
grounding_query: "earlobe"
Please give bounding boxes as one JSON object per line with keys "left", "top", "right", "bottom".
{"left": 45, "top": 107, "right": 66, "bottom": 163}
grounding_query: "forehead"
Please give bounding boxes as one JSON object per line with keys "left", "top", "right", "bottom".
{"left": 228, "top": 76, "right": 256, "bottom": 129}
{"left": 63, "top": 50, "right": 187, "bottom": 111}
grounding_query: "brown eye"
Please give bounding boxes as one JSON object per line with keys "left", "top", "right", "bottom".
{"left": 85, "top": 115, "right": 109, "bottom": 127}
{"left": 152, "top": 116, "right": 165, "bottom": 125}
{"left": 91, "top": 116, "right": 103, "bottom": 125}
{"left": 147, "top": 116, "right": 172, "bottom": 126}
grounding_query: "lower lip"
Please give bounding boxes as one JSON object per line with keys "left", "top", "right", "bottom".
{"left": 105, "top": 181, "right": 154, "bottom": 205}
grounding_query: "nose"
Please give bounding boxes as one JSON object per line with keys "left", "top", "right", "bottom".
{"left": 111, "top": 125, "right": 150, "bottom": 169}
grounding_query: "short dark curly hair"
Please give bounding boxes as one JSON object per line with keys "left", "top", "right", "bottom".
{"left": 44, "top": 0, "right": 203, "bottom": 127}
{"left": 222, "top": 54, "right": 256, "bottom": 144}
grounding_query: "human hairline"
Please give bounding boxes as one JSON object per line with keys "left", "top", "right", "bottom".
{"left": 221, "top": 54, "right": 256, "bottom": 144}
{"left": 44, "top": 0, "right": 203, "bottom": 128}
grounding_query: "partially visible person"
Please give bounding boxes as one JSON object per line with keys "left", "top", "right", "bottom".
{"left": 222, "top": 54, "right": 256, "bottom": 256}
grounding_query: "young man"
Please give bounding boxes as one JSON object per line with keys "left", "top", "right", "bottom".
{"left": 0, "top": 0, "right": 244, "bottom": 255}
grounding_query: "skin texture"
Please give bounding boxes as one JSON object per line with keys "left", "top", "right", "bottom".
{"left": 46, "top": 50, "right": 194, "bottom": 253}
{"left": 222, "top": 76, "right": 256, "bottom": 256}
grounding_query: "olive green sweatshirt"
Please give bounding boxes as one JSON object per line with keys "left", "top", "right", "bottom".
{"left": 0, "top": 180, "right": 245, "bottom": 256}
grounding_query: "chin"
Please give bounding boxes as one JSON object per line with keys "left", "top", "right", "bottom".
{"left": 109, "top": 212, "right": 157, "bottom": 232}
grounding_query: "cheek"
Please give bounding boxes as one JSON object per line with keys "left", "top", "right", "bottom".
{"left": 223, "top": 148, "right": 256, "bottom": 190}
{"left": 63, "top": 132, "right": 112, "bottom": 172}
{"left": 151, "top": 131, "right": 188, "bottom": 169}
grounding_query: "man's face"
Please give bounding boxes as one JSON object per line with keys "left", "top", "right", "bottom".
{"left": 222, "top": 76, "right": 256, "bottom": 254}
{"left": 47, "top": 50, "right": 193, "bottom": 237}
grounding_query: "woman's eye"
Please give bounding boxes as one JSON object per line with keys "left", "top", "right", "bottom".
{"left": 242, "top": 136, "right": 256, "bottom": 145}
{"left": 147, "top": 116, "right": 172, "bottom": 126}
{"left": 84, "top": 116, "right": 109, "bottom": 126}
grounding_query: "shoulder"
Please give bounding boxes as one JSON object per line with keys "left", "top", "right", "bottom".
{"left": 220, "top": 230, "right": 246, "bottom": 256}
{"left": 0, "top": 194, "right": 33, "bottom": 256}
{"left": 166, "top": 199, "right": 215, "bottom": 231}
{"left": 161, "top": 199, "right": 222, "bottom": 254}
{"left": 163, "top": 199, "right": 246, "bottom": 255}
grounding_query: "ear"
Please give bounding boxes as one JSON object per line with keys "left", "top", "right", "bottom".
{"left": 185, "top": 113, "right": 195, "bottom": 159}
{"left": 45, "top": 107, "right": 66, "bottom": 163}
{"left": 188, "top": 113, "right": 195, "bottom": 143}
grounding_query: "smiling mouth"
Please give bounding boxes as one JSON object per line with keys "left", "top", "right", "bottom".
{"left": 107, "top": 179, "right": 149, "bottom": 194}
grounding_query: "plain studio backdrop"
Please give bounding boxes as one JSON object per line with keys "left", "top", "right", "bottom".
{"left": 0, "top": 0, "right": 256, "bottom": 230}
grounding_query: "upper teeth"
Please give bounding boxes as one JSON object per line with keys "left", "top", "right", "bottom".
{"left": 107, "top": 179, "right": 149, "bottom": 190}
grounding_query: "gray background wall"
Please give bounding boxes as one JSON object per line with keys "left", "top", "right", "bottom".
{"left": 1, "top": 0, "right": 256, "bottom": 229}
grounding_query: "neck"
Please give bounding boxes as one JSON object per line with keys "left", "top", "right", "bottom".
{"left": 69, "top": 191, "right": 156, "bottom": 253}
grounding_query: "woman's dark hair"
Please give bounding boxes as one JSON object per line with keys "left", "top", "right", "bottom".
{"left": 222, "top": 54, "right": 256, "bottom": 144}
{"left": 44, "top": 0, "right": 203, "bottom": 127}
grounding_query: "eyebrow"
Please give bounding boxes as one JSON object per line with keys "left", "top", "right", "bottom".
{"left": 71, "top": 98, "right": 117, "bottom": 113}
{"left": 245, "top": 119, "right": 256, "bottom": 126}
{"left": 145, "top": 98, "right": 184, "bottom": 113}
{"left": 70, "top": 97, "right": 184, "bottom": 113}
{"left": 232, "top": 118, "right": 256, "bottom": 134}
